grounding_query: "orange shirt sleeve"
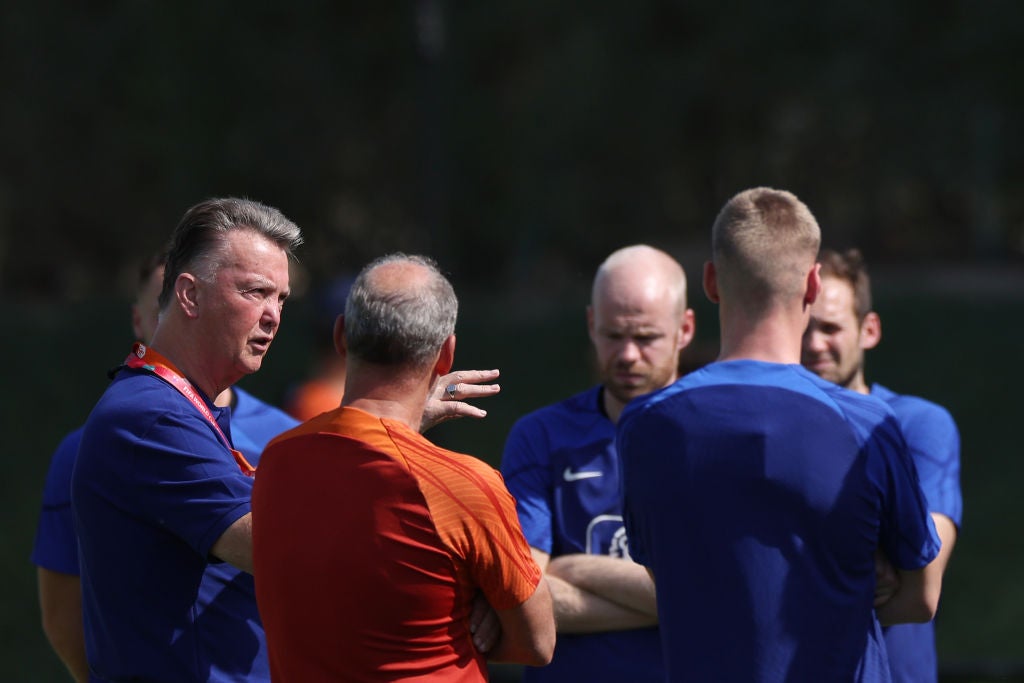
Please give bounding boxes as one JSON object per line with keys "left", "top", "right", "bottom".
{"left": 386, "top": 423, "right": 542, "bottom": 611}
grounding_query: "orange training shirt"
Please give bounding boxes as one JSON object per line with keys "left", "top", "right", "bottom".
{"left": 252, "top": 406, "right": 542, "bottom": 682}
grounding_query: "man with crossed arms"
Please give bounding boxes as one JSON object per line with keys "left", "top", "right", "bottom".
{"left": 501, "top": 244, "right": 696, "bottom": 682}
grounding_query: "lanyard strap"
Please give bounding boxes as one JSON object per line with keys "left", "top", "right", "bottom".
{"left": 123, "top": 343, "right": 256, "bottom": 477}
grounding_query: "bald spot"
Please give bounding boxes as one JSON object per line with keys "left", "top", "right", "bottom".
{"left": 365, "top": 260, "right": 434, "bottom": 295}
{"left": 592, "top": 245, "right": 687, "bottom": 315}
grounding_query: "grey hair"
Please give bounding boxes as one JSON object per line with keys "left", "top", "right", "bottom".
{"left": 158, "top": 197, "right": 303, "bottom": 309}
{"left": 344, "top": 253, "right": 458, "bottom": 367}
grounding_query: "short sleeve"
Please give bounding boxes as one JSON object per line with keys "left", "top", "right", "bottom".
{"left": 464, "top": 467, "right": 542, "bottom": 610}
{"left": 129, "top": 408, "right": 253, "bottom": 558}
{"left": 872, "top": 420, "right": 941, "bottom": 570}
{"left": 899, "top": 401, "right": 962, "bottom": 528}
{"left": 31, "top": 428, "right": 84, "bottom": 574}
{"left": 617, "top": 406, "right": 650, "bottom": 568}
{"left": 500, "top": 417, "right": 554, "bottom": 553}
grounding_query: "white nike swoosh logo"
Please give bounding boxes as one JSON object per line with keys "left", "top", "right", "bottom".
{"left": 563, "top": 467, "right": 603, "bottom": 482}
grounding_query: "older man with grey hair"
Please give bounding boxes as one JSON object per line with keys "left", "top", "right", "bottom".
{"left": 73, "top": 197, "right": 303, "bottom": 682}
{"left": 253, "top": 253, "right": 555, "bottom": 682}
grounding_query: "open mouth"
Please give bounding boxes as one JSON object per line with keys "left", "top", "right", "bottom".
{"left": 250, "top": 338, "right": 273, "bottom": 353}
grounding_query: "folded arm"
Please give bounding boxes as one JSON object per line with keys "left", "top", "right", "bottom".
{"left": 875, "top": 512, "right": 956, "bottom": 626}
{"left": 535, "top": 549, "right": 657, "bottom": 633}
{"left": 485, "top": 575, "right": 555, "bottom": 666}
{"left": 210, "top": 512, "right": 253, "bottom": 574}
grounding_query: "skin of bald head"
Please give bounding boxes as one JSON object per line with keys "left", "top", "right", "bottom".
{"left": 342, "top": 253, "right": 458, "bottom": 370}
{"left": 709, "top": 187, "right": 821, "bottom": 314}
{"left": 336, "top": 253, "right": 459, "bottom": 430}
{"left": 587, "top": 244, "right": 696, "bottom": 423}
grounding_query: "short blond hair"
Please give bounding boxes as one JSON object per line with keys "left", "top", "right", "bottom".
{"left": 711, "top": 187, "right": 820, "bottom": 310}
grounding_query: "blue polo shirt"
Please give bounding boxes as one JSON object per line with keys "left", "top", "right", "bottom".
{"left": 32, "top": 386, "right": 296, "bottom": 579}
{"left": 501, "top": 386, "right": 663, "bottom": 683}
{"left": 32, "top": 427, "right": 84, "bottom": 575}
{"left": 873, "top": 383, "right": 962, "bottom": 683}
{"left": 619, "top": 361, "right": 940, "bottom": 683}
{"left": 70, "top": 369, "right": 296, "bottom": 683}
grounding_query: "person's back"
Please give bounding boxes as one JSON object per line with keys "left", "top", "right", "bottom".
{"left": 255, "top": 406, "right": 540, "bottom": 682}
{"left": 252, "top": 253, "right": 554, "bottom": 682}
{"left": 619, "top": 187, "right": 942, "bottom": 683}
{"left": 620, "top": 360, "right": 935, "bottom": 680}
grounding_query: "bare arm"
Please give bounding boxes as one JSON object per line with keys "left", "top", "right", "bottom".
{"left": 210, "top": 512, "right": 253, "bottom": 574}
{"left": 486, "top": 576, "right": 556, "bottom": 666}
{"left": 420, "top": 370, "right": 501, "bottom": 432}
{"left": 533, "top": 548, "right": 657, "bottom": 633}
{"left": 547, "top": 553, "right": 657, "bottom": 617}
{"left": 875, "top": 513, "right": 956, "bottom": 626}
{"left": 37, "top": 568, "right": 89, "bottom": 683}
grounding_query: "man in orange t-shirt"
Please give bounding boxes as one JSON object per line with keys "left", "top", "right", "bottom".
{"left": 252, "top": 254, "right": 555, "bottom": 682}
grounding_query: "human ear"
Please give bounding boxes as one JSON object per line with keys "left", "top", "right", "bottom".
{"left": 702, "top": 262, "right": 719, "bottom": 304}
{"left": 333, "top": 314, "right": 347, "bottom": 358}
{"left": 860, "top": 311, "right": 881, "bottom": 350}
{"left": 176, "top": 274, "right": 200, "bottom": 319}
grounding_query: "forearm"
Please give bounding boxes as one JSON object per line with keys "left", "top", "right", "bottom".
{"left": 546, "top": 553, "right": 657, "bottom": 617}
{"left": 210, "top": 512, "right": 253, "bottom": 574}
{"left": 876, "top": 514, "right": 955, "bottom": 626}
{"left": 545, "top": 573, "right": 657, "bottom": 632}
{"left": 487, "top": 580, "right": 555, "bottom": 666}
{"left": 38, "top": 569, "right": 89, "bottom": 683}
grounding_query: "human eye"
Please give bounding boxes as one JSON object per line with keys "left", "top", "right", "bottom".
{"left": 242, "top": 286, "right": 268, "bottom": 300}
{"left": 634, "top": 332, "right": 662, "bottom": 345}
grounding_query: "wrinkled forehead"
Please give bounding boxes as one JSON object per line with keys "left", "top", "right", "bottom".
{"left": 220, "top": 230, "right": 288, "bottom": 268}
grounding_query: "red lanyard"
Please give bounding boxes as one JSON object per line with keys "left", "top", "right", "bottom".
{"left": 123, "top": 342, "right": 256, "bottom": 477}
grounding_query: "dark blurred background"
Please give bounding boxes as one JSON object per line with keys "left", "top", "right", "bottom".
{"left": 4, "top": 2, "right": 1023, "bottom": 681}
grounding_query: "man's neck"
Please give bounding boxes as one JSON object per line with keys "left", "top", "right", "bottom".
{"left": 845, "top": 372, "right": 870, "bottom": 395}
{"left": 602, "top": 388, "right": 625, "bottom": 425}
{"left": 148, "top": 330, "right": 229, "bottom": 401}
{"left": 341, "top": 364, "right": 433, "bottom": 432}
{"left": 717, "top": 300, "right": 808, "bottom": 365}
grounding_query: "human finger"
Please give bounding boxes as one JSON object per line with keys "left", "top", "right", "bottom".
{"left": 469, "top": 594, "right": 501, "bottom": 653}
{"left": 438, "top": 370, "right": 501, "bottom": 401}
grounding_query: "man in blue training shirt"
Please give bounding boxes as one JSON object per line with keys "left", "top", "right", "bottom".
{"left": 619, "top": 187, "right": 945, "bottom": 682}
{"left": 70, "top": 202, "right": 304, "bottom": 682}
{"left": 66, "top": 203, "right": 504, "bottom": 682}
{"left": 501, "top": 244, "right": 696, "bottom": 682}
{"left": 32, "top": 252, "right": 299, "bottom": 683}
{"left": 802, "top": 247, "right": 961, "bottom": 683}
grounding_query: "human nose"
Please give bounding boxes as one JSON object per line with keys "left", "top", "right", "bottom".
{"left": 262, "top": 299, "right": 283, "bottom": 329}
{"left": 618, "top": 340, "right": 642, "bottom": 363}
{"left": 805, "top": 329, "right": 828, "bottom": 353}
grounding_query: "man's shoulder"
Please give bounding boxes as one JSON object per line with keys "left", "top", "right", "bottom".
{"left": 631, "top": 361, "right": 859, "bottom": 415}
{"left": 871, "top": 383, "right": 957, "bottom": 427}
{"left": 518, "top": 386, "right": 602, "bottom": 423}
{"left": 80, "top": 371, "right": 225, "bottom": 464}
{"left": 92, "top": 369, "right": 185, "bottom": 414}
{"left": 504, "top": 386, "right": 609, "bottom": 455}
{"left": 232, "top": 386, "right": 300, "bottom": 431}
{"left": 51, "top": 425, "right": 86, "bottom": 466}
